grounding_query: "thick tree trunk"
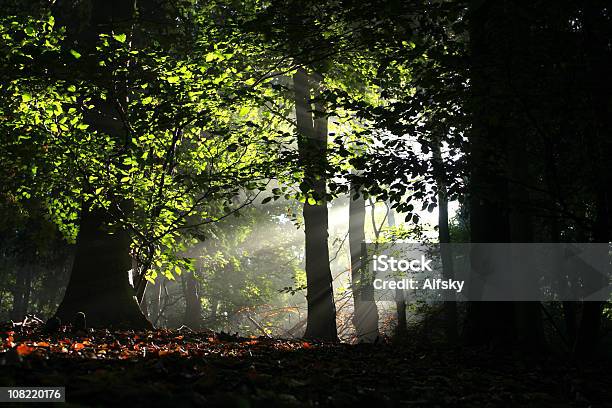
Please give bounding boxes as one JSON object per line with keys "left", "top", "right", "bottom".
{"left": 184, "top": 271, "right": 202, "bottom": 329}
{"left": 55, "top": 207, "right": 151, "bottom": 328}
{"left": 294, "top": 68, "right": 338, "bottom": 341}
{"left": 349, "top": 184, "right": 379, "bottom": 342}
{"left": 507, "top": 116, "right": 545, "bottom": 351}
{"left": 573, "top": 1, "right": 612, "bottom": 357}
{"left": 464, "top": 0, "right": 516, "bottom": 346}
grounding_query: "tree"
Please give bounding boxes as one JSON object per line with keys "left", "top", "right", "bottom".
{"left": 432, "top": 139, "right": 458, "bottom": 343}
{"left": 0, "top": 1, "right": 284, "bottom": 327}
{"left": 294, "top": 68, "right": 338, "bottom": 341}
{"left": 349, "top": 183, "right": 379, "bottom": 342}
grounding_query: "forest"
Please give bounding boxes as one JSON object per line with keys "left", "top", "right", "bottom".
{"left": 1, "top": 0, "right": 612, "bottom": 406}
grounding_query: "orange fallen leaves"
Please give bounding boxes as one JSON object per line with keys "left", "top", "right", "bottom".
{"left": 72, "top": 342, "right": 85, "bottom": 351}
{"left": 16, "top": 343, "right": 35, "bottom": 356}
{"left": 0, "top": 325, "right": 325, "bottom": 364}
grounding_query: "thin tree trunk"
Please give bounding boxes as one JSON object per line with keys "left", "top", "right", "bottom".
{"left": 10, "top": 266, "right": 30, "bottom": 321}
{"left": 574, "top": 194, "right": 608, "bottom": 355}
{"left": 386, "top": 205, "right": 407, "bottom": 334}
{"left": 184, "top": 271, "right": 202, "bottom": 329}
{"left": 149, "top": 277, "right": 162, "bottom": 324}
{"left": 210, "top": 298, "right": 218, "bottom": 321}
{"left": 294, "top": 68, "right": 337, "bottom": 342}
{"left": 432, "top": 141, "right": 458, "bottom": 343}
{"left": 349, "top": 183, "right": 379, "bottom": 342}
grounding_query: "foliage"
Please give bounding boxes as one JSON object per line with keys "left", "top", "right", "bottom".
{"left": 0, "top": 8, "right": 293, "bottom": 279}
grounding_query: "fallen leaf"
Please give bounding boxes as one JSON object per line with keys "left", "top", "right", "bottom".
{"left": 16, "top": 343, "right": 34, "bottom": 356}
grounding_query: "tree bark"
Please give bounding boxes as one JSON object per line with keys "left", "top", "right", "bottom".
{"left": 573, "top": 0, "right": 612, "bottom": 357}
{"left": 55, "top": 207, "right": 150, "bottom": 328}
{"left": 432, "top": 141, "right": 458, "bottom": 343}
{"left": 464, "top": 0, "right": 515, "bottom": 346}
{"left": 387, "top": 205, "right": 407, "bottom": 334}
{"left": 10, "top": 266, "right": 31, "bottom": 322}
{"left": 349, "top": 184, "right": 379, "bottom": 342}
{"left": 294, "top": 68, "right": 338, "bottom": 342}
{"left": 184, "top": 271, "right": 202, "bottom": 329}
{"left": 149, "top": 277, "right": 163, "bottom": 324}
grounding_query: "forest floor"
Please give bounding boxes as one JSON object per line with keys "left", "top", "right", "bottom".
{"left": 1, "top": 321, "right": 611, "bottom": 407}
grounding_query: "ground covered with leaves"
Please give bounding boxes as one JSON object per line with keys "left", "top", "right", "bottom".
{"left": 1, "top": 320, "right": 611, "bottom": 407}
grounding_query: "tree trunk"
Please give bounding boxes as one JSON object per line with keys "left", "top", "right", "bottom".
{"left": 386, "top": 205, "right": 407, "bottom": 334}
{"left": 55, "top": 207, "right": 151, "bottom": 328}
{"left": 52, "top": 0, "right": 151, "bottom": 329}
{"left": 349, "top": 183, "right": 379, "bottom": 342}
{"left": 184, "top": 271, "right": 202, "bottom": 329}
{"left": 507, "top": 113, "right": 545, "bottom": 351}
{"left": 294, "top": 68, "right": 338, "bottom": 342}
{"left": 149, "top": 277, "right": 163, "bottom": 325}
{"left": 432, "top": 140, "right": 458, "bottom": 343}
{"left": 574, "top": 195, "right": 609, "bottom": 355}
{"left": 573, "top": 0, "right": 612, "bottom": 357}
{"left": 464, "top": 0, "right": 516, "bottom": 346}
{"left": 210, "top": 298, "right": 218, "bottom": 321}
{"left": 10, "top": 266, "right": 31, "bottom": 321}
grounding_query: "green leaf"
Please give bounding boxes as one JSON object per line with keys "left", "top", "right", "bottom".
{"left": 113, "top": 33, "right": 127, "bottom": 43}
{"left": 21, "top": 93, "right": 32, "bottom": 102}
{"left": 67, "top": 85, "right": 76, "bottom": 92}
{"left": 70, "top": 49, "right": 81, "bottom": 59}
{"left": 205, "top": 52, "right": 218, "bottom": 62}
